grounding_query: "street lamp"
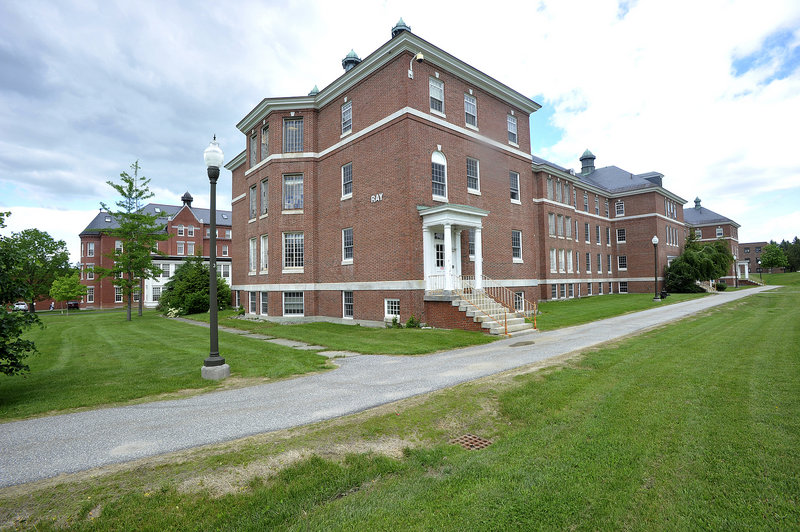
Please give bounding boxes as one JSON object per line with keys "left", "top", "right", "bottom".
{"left": 201, "top": 136, "right": 230, "bottom": 380}
{"left": 757, "top": 258, "right": 763, "bottom": 284}
{"left": 733, "top": 254, "right": 738, "bottom": 288}
{"left": 652, "top": 235, "right": 661, "bottom": 301}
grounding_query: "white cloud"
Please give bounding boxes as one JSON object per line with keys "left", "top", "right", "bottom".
{"left": 0, "top": 207, "right": 98, "bottom": 264}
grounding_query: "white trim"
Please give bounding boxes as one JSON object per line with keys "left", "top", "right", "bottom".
{"left": 232, "top": 193, "right": 246, "bottom": 204}
{"left": 244, "top": 106, "right": 532, "bottom": 178}
{"left": 232, "top": 278, "right": 542, "bottom": 292}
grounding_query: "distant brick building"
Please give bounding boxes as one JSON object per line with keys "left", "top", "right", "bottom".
{"left": 78, "top": 193, "right": 233, "bottom": 309}
{"left": 222, "top": 20, "right": 735, "bottom": 331}
{"left": 738, "top": 241, "right": 784, "bottom": 275}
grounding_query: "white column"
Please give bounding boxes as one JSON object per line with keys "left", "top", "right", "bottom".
{"left": 422, "top": 227, "right": 432, "bottom": 291}
{"left": 474, "top": 227, "right": 483, "bottom": 289}
{"left": 444, "top": 223, "right": 453, "bottom": 291}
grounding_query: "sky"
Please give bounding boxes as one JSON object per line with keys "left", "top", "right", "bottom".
{"left": 1, "top": 0, "right": 799, "bottom": 263}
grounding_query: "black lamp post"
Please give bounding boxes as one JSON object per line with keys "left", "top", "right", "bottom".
{"left": 757, "top": 258, "right": 763, "bottom": 283}
{"left": 733, "top": 254, "right": 738, "bottom": 288}
{"left": 652, "top": 235, "right": 660, "bottom": 301}
{"left": 201, "top": 137, "right": 230, "bottom": 380}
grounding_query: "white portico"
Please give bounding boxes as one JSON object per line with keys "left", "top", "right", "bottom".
{"left": 418, "top": 204, "right": 488, "bottom": 293}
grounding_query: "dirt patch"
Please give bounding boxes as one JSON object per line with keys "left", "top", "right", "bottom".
{"left": 177, "top": 438, "right": 414, "bottom": 497}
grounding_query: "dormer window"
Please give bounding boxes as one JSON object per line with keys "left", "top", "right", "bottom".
{"left": 105, "top": 216, "right": 111, "bottom": 222}
{"left": 154, "top": 207, "right": 161, "bottom": 213}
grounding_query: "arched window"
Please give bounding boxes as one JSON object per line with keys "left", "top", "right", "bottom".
{"left": 432, "top": 151, "right": 447, "bottom": 200}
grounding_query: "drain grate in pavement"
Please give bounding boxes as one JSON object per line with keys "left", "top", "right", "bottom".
{"left": 451, "top": 434, "right": 493, "bottom": 450}
{"left": 510, "top": 340, "right": 535, "bottom": 347}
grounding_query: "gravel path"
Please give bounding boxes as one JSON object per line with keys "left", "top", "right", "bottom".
{"left": 0, "top": 287, "right": 774, "bottom": 488}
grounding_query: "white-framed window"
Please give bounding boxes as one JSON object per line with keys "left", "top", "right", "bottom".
{"left": 177, "top": 225, "right": 184, "bottom": 236}
{"left": 615, "top": 201, "right": 625, "bottom": 216}
{"left": 283, "top": 232, "right": 304, "bottom": 269}
{"left": 607, "top": 254, "right": 612, "bottom": 273}
{"left": 429, "top": 77, "right": 444, "bottom": 113}
{"left": 599, "top": 282, "right": 604, "bottom": 295}
{"left": 260, "top": 234, "right": 268, "bottom": 272}
{"left": 152, "top": 287, "right": 162, "bottom": 304}
{"left": 86, "top": 263, "right": 95, "bottom": 280}
{"left": 466, "top": 157, "right": 480, "bottom": 193}
{"left": 546, "top": 177, "right": 553, "bottom": 199}
{"left": 187, "top": 242, "right": 195, "bottom": 256}
{"left": 618, "top": 255, "right": 628, "bottom": 270}
{"left": 226, "top": 229, "right": 232, "bottom": 239}
{"left": 187, "top": 226, "right": 194, "bottom": 237}
{"left": 573, "top": 188, "right": 577, "bottom": 208}
{"left": 586, "top": 252, "right": 591, "bottom": 272}
{"left": 235, "top": 291, "right": 240, "bottom": 309}
{"left": 514, "top": 291, "right": 524, "bottom": 311}
{"left": 604, "top": 200, "right": 609, "bottom": 218}
{"left": 260, "top": 292, "right": 268, "bottom": 315}
{"left": 341, "top": 162, "right": 353, "bottom": 199}
{"left": 569, "top": 284, "right": 575, "bottom": 298}
{"left": 548, "top": 213, "right": 556, "bottom": 236}
{"left": 560, "top": 283, "right": 566, "bottom": 298}
{"left": 160, "top": 263, "right": 169, "bottom": 278}
{"left": 556, "top": 180, "right": 562, "bottom": 203}
{"left": 587, "top": 282, "right": 593, "bottom": 296}
{"left": 432, "top": 151, "right": 447, "bottom": 200}
{"left": 115, "top": 240, "right": 123, "bottom": 254}
{"left": 468, "top": 228, "right": 475, "bottom": 257}
{"left": 283, "top": 117, "right": 304, "bottom": 153}
{"left": 695, "top": 228, "right": 702, "bottom": 238}
{"left": 249, "top": 291, "right": 257, "bottom": 314}
{"left": 550, "top": 248, "right": 557, "bottom": 273}
{"left": 576, "top": 220, "right": 580, "bottom": 241}
{"left": 606, "top": 227, "right": 611, "bottom": 245}
{"left": 283, "top": 291, "right": 304, "bottom": 316}
{"left": 385, "top": 298, "right": 400, "bottom": 320}
{"left": 222, "top": 244, "right": 229, "bottom": 257}
{"left": 597, "top": 253, "right": 602, "bottom": 273}
{"left": 115, "top": 287, "right": 123, "bottom": 303}
{"left": 617, "top": 228, "right": 626, "bottom": 243}
{"left": 342, "top": 228, "right": 354, "bottom": 263}
{"left": 595, "top": 225, "right": 601, "bottom": 245}
{"left": 343, "top": 290, "right": 354, "bottom": 318}
{"left": 507, "top": 114, "right": 517, "bottom": 144}
{"left": 206, "top": 228, "right": 210, "bottom": 238}
{"left": 619, "top": 281, "right": 628, "bottom": 293}
{"left": 261, "top": 178, "right": 268, "bottom": 215}
{"left": 567, "top": 250, "right": 574, "bottom": 273}
{"left": 261, "top": 124, "right": 269, "bottom": 159}
{"left": 608, "top": 282, "right": 613, "bottom": 294}
{"left": 558, "top": 249, "right": 565, "bottom": 272}
{"left": 250, "top": 134, "right": 257, "bottom": 166}
{"left": 557, "top": 215, "right": 564, "bottom": 237}
{"left": 249, "top": 238, "right": 257, "bottom": 272}
{"left": 595, "top": 196, "right": 600, "bottom": 215}
{"left": 566, "top": 217, "right": 572, "bottom": 239}
{"left": 177, "top": 241, "right": 185, "bottom": 255}
{"left": 510, "top": 171, "right": 520, "bottom": 202}
{"left": 464, "top": 93, "right": 477, "bottom": 127}
{"left": 583, "top": 192, "right": 589, "bottom": 212}
{"left": 716, "top": 226, "right": 723, "bottom": 238}
{"left": 551, "top": 284, "right": 558, "bottom": 299}
{"left": 87, "top": 242, "right": 95, "bottom": 257}
{"left": 86, "top": 286, "right": 94, "bottom": 303}
{"left": 512, "top": 230, "right": 522, "bottom": 262}
{"left": 341, "top": 100, "right": 352, "bottom": 135}
{"left": 576, "top": 250, "right": 580, "bottom": 273}
{"left": 283, "top": 173, "right": 304, "bottom": 210}
{"left": 249, "top": 185, "right": 257, "bottom": 219}
{"left": 217, "top": 263, "right": 230, "bottom": 279}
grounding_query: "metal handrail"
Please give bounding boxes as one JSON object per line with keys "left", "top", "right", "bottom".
{"left": 458, "top": 275, "right": 537, "bottom": 319}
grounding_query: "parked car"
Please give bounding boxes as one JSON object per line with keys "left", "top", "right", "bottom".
{"left": 67, "top": 301, "right": 81, "bottom": 310}
{"left": 13, "top": 301, "right": 28, "bottom": 311}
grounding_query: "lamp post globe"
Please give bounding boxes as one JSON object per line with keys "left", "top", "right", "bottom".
{"left": 652, "top": 235, "right": 660, "bottom": 301}
{"left": 201, "top": 136, "right": 230, "bottom": 381}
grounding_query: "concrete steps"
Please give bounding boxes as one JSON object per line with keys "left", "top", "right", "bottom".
{"left": 451, "top": 297, "right": 536, "bottom": 336}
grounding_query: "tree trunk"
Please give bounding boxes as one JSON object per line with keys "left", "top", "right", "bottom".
{"left": 29, "top": 300, "right": 36, "bottom": 314}
{"left": 126, "top": 288, "right": 132, "bottom": 321}
{"left": 138, "top": 278, "right": 144, "bottom": 316}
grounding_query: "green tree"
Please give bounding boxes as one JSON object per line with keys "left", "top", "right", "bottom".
{"left": 0, "top": 212, "right": 41, "bottom": 376}
{"left": 7, "top": 228, "right": 70, "bottom": 312}
{"left": 49, "top": 274, "right": 88, "bottom": 315}
{"left": 157, "top": 256, "right": 230, "bottom": 315}
{"left": 760, "top": 243, "right": 789, "bottom": 271}
{"left": 785, "top": 237, "right": 800, "bottom": 272}
{"left": 95, "top": 161, "right": 170, "bottom": 321}
{"left": 665, "top": 235, "right": 734, "bottom": 293}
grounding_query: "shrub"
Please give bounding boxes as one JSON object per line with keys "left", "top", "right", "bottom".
{"left": 157, "top": 256, "right": 231, "bottom": 314}
{"left": 716, "top": 281, "right": 727, "bottom": 291}
{"left": 406, "top": 315, "right": 421, "bottom": 328}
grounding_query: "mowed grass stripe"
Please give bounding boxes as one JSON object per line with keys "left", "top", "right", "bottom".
{"left": 0, "top": 311, "right": 328, "bottom": 421}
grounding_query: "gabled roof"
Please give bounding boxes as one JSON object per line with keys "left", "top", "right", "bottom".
{"left": 80, "top": 202, "right": 232, "bottom": 236}
{"left": 684, "top": 198, "right": 739, "bottom": 227}
{"left": 236, "top": 29, "right": 541, "bottom": 134}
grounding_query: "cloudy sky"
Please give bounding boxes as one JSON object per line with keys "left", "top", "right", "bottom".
{"left": 1, "top": 0, "right": 799, "bottom": 262}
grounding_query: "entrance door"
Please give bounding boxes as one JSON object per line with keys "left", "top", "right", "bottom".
{"left": 434, "top": 232, "right": 445, "bottom": 274}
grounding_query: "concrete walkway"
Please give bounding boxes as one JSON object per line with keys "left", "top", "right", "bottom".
{"left": 0, "top": 287, "right": 775, "bottom": 488}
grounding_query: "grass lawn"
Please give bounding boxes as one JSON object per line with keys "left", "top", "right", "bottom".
{"left": 0, "top": 311, "right": 328, "bottom": 421}
{"left": 535, "top": 292, "right": 707, "bottom": 331}
{"left": 2, "top": 287, "right": 797, "bottom": 530}
{"left": 761, "top": 271, "right": 800, "bottom": 286}
{"left": 183, "top": 311, "right": 496, "bottom": 355}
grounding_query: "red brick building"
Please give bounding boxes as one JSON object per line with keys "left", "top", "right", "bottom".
{"left": 684, "top": 197, "right": 742, "bottom": 284}
{"left": 78, "top": 192, "right": 233, "bottom": 309}
{"left": 223, "top": 21, "right": 731, "bottom": 331}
